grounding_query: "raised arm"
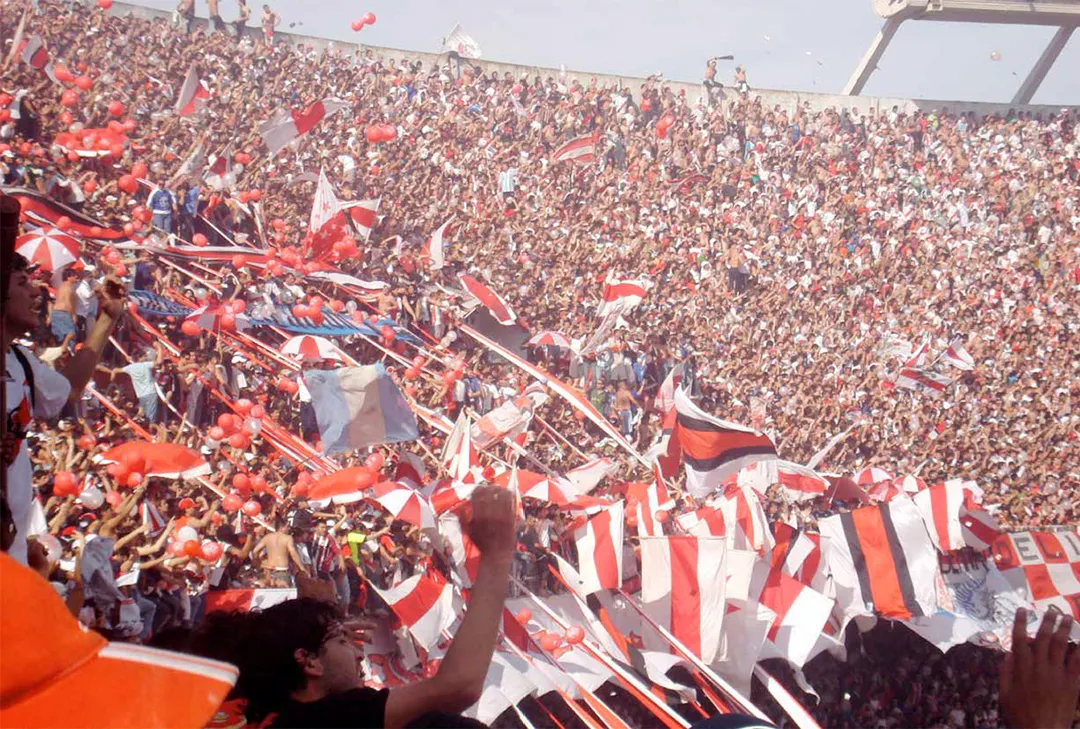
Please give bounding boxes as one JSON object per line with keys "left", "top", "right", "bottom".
{"left": 383, "top": 486, "right": 515, "bottom": 728}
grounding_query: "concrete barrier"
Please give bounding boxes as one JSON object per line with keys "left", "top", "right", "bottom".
{"left": 105, "top": 0, "right": 1077, "bottom": 117}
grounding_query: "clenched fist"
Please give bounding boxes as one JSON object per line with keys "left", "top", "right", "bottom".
{"left": 464, "top": 485, "right": 517, "bottom": 558}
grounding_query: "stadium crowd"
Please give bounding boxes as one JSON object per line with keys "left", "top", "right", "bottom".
{"left": 2, "top": 0, "right": 1078, "bottom": 726}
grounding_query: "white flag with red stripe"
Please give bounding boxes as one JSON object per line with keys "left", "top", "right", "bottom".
{"left": 437, "top": 512, "right": 481, "bottom": 588}
{"left": 676, "top": 506, "right": 726, "bottom": 537}
{"left": 423, "top": 216, "right": 456, "bottom": 270}
{"left": 913, "top": 480, "right": 986, "bottom": 553}
{"left": 425, "top": 478, "right": 476, "bottom": 514}
{"left": 573, "top": 502, "right": 624, "bottom": 595}
{"left": 206, "top": 588, "right": 296, "bottom": 613}
{"left": 260, "top": 98, "right": 350, "bottom": 156}
{"left": 654, "top": 365, "right": 683, "bottom": 418}
{"left": 597, "top": 273, "right": 649, "bottom": 318}
{"left": 943, "top": 339, "right": 974, "bottom": 371}
{"left": 640, "top": 535, "right": 727, "bottom": 663}
{"left": 373, "top": 569, "right": 456, "bottom": 650}
{"left": 176, "top": 65, "right": 211, "bottom": 116}
{"left": 309, "top": 168, "right": 340, "bottom": 234}
{"left": 395, "top": 452, "right": 427, "bottom": 488}
{"left": 716, "top": 484, "right": 774, "bottom": 555}
{"left": 895, "top": 367, "right": 953, "bottom": 398}
{"left": 443, "top": 412, "right": 480, "bottom": 483}
{"left": 777, "top": 461, "right": 829, "bottom": 502}
{"left": 752, "top": 562, "right": 835, "bottom": 668}
{"left": 342, "top": 198, "right": 380, "bottom": 241}
{"left": 140, "top": 500, "right": 167, "bottom": 537}
{"left": 563, "top": 457, "right": 618, "bottom": 494}
{"left": 552, "top": 135, "right": 596, "bottom": 164}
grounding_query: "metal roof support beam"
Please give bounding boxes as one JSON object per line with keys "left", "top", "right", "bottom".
{"left": 1012, "top": 25, "right": 1075, "bottom": 104}
{"left": 843, "top": 16, "right": 904, "bottom": 96}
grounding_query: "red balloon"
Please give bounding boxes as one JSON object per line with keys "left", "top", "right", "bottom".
{"left": 83, "top": 178, "right": 98, "bottom": 194}
{"left": 250, "top": 474, "right": 268, "bottom": 493}
{"left": 242, "top": 500, "right": 262, "bottom": 517}
{"left": 221, "top": 313, "right": 237, "bottom": 331}
{"left": 404, "top": 366, "right": 420, "bottom": 381}
{"left": 515, "top": 609, "right": 532, "bottom": 625}
{"left": 54, "top": 471, "right": 77, "bottom": 496}
{"left": 183, "top": 539, "right": 201, "bottom": 557}
{"left": 77, "top": 434, "right": 97, "bottom": 450}
{"left": 180, "top": 320, "right": 201, "bottom": 336}
{"left": 380, "top": 324, "right": 396, "bottom": 342}
{"left": 122, "top": 119, "right": 136, "bottom": 133}
{"left": 290, "top": 482, "right": 310, "bottom": 498}
{"left": 365, "top": 126, "right": 381, "bottom": 144}
{"left": 232, "top": 473, "right": 251, "bottom": 491}
{"left": 249, "top": 404, "right": 266, "bottom": 419}
{"left": 130, "top": 161, "right": 148, "bottom": 179}
{"left": 126, "top": 472, "right": 143, "bottom": 488}
{"left": 53, "top": 65, "right": 73, "bottom": 83}
{"left": 201, "top": 541, "right": 223, "bottom": 561}
{"left": 235, "top": 398, "right": 253, "bottom": 415}
{"left": 362, "top": 12, "right": 376, "bottom": 24}
{"left": 540, "top": 634, "right": 563, "bottom": 652}
{"left": 74, "top": 76, "right": 93, "bottom": 91}
{"left": 365, "top": 452, "right": 384, "bottom": 471}
{"left": 105, "top": 491, "right": 124, "bottom": 507}
{"left": 351, "top": 19, "right": 364, "bottom": 31}
{"left": 292, "top": 304, "right": 310, "bottom": 319}
{"left": 218, "top": 413, "right": 237, "bottom": 432}
{"left": 271, "top": 218, "right": 286, "bottom": 231}
{"left": 232, "top": 255, "right": 248, "bottom": 269}
{"left": 60, "top": 90, "right": 79, "bottom": 108}
{"left": 248, "top": 188, "right": 262, "bottom": 201}
{"left": 192, "top": 233, "right": 208, "bottom": 247}
{"left": 655, "top": 509, "right": 670, "bottom": 523}
{"left": 228, "top": 432, "right": 250, "bottom": 450}
{"left": 97, "top": 0, "right": 113, "bottom": 8}
{"left": 565, "top": 626, "right": 586, "bottom": 644}
{"left": 222, "top": 493, "right": 244, "bottom": 513}
{"left": 107, "top": 100, "right": 125, "bottom": 117}
{"left": 117, "top": 175, "right": 138, "bottom": 194}
{"left": 208, "top": 426, "right": 226, "bottom": 441}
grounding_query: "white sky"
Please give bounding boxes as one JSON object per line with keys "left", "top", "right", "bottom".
{"left": 128, "top": 0, "right": 1079, "bottom": 105}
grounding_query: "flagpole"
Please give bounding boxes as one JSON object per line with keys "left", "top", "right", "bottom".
{"left": 613, "top": 587, "right": 773, "bottom": 723}
{"left": 511, "top": 577, "right": 691, "bottom": 729}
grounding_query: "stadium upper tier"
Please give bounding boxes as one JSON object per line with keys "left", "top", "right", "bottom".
{"left": 107, "top": 1, "right": 1077, "bottom": 113}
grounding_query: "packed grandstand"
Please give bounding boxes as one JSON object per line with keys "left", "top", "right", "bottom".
{"left": 1, "top": 0, "right": 1078, "bottom": 727}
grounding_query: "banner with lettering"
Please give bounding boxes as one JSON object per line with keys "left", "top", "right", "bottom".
{"left": 989, "top": 529, "right": 1080, "bottom": 640}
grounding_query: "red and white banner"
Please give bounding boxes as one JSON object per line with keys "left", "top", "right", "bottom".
{"left": 717, "top": 484, "right": 775, "bottom": 555}
{"left": 552, "top": 135, "right": 596, "bottom": 164}
{"left": 770, "top": 523, "right": 824, "bottom": 590}
{"left": 990, "top": 529, "right": 1080, "bottom": 635}
{"left": 260, "top": 98, "right": 350, "bottom": 156}
{"left": 943, "top": 339, "right": 974, "bottom": 371}
{"left": 438, "top": 512, "right": 481, "bottom": 588}
{"left": 459, "top": 274, "right": 516, "bottom": 325}
{"left": 676, "top": 506, "right": 726, "bottom": 537}
{"left": 373, "top": 569, "right": 457, "bottom": 650}
{"left": 597, "top": 274, "right": 649, "bottom": 318}
{"left": 895, "top": 368, "right": 953, "bottom": 398}
{"left": 753, "top": 563, "right": 834, "bottom": 668}
{"left": 423, "top": 216, "right": 456, "bottom": 270}
{"left": 563, "top": 457, "right": 618, "bottom": 494}
{"left": 639, "top": 535, "right": 727, "bottom": 663}
{"left": 777, "top": 461, "right": 829, "bottom": 502}
{"left": 574, "top": 502, "right": 624, "bottom": 595}
{"left": 176, "top": 65, "right": 211, "bottom": 116}
{"left": 444, "top": 412, "right": 480, "bottom": 483}
{"left": 205, "top": 588, "right": 296, "bottom": 613}
{"left": 913, "top": 480, "right": 986, "bottom": 553}
{"left": 343, "top": 198, "right": 380, "bottom": 241}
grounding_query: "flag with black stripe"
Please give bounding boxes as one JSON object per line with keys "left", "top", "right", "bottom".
{"left": 673, "top": 387, "right": 777, "bottom": 500}
{"left": 819, "top": 497, "right": 939, "bottom": 620}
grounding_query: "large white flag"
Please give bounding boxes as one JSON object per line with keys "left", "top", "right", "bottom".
{"left": 442, "top": 23, "right": 483, "bottom": 59}
{"left": 304, "top": 364, "right": 419, "bottom": 454}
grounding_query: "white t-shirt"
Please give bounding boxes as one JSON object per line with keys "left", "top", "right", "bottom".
{"left": 122, "top": 361, "right": 157, "bottom": 398}
{"left": 5, "top": 346, "right": 71, "bottom": 564}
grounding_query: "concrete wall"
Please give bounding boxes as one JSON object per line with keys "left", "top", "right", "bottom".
{"left": 108, "top": 1, "right": 1078, "bottom": 117}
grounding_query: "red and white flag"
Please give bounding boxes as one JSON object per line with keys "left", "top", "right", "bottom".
{"left": 563, "top": 457, "right": 618, "bottom": 494}
{"left": 943, "top": 339, "right": 975, "bottom": 371}
{"left": 904, "top": 337, "right": 930, "bottom": 368}
{"left": 674, "top": 388, "right": 778, "bottom": 500}
{"left": 395, "top": 452, "right": 427, "bottom": 488}
{"left": 260, "top": 98, "right": 350, "bottom": 156}
{"left": 913, "top": 480, "right": 996, "bottom": 553}
{"left": 959, "top": 507, "right": 1003, "bottom": 551}
{"left": 20, "top": 34, "right": 48, "bottom": 69}
{"left": 895, "top": 368, "right": 952, "bottom": 398}
{"left": 373, "top": 569, "right": 457, "bottom": 650}
{"left": 422, "top": 216, "right": 456, "bottom": 270}
{"left": 777, "top": 461, "right": 829, "bottom": 502}
{"left": 676, "top": 506, "right": 726, "bottom": 537}
{"left": 717, "top": 484, "right": 775, "bottom": 555}
{"left": 819, "top": 498, "right": 939, "bottom": 620}
{"left": 639, "top": 535, "right": 728, "bottom": 663}
{"left": 176, "top": 65, "right": 211, "bottom": 116}
{"left": 139, "top": 499, "right": 167, "bottom": 537}
{"left": 654, "top": 365, "right": 683, "bottom": 417}
{"left": 443, "top": 412, "right": 480, "bottom": 484}
{"left": 342, "top": 199, "right": 380, "bottom": 241}
{"left": 597, "top": 273, "right": 649, "bottom": 318}
{"left": 753, "top": 563, "right": 834, "bottom": 668}
{"left": 459, "top": 274, "right": 517, "bottom": 325}
{"left": 573, "top": 502, "right": 624, "bottom": 595}
{"left": 437, "top": 512, "right": 481, "bottom": 588}
{"left": 770, "top": 523, "right": 824, "bottom": 590}
{"left": 552, "top": 135, "right": 596, "bottom": 164}
{"left": 206, "top": 588, "right": 296, "bottom": 613}
{"left": 309, "top": 167, "right": 340, "bottom": 234}
{"left": 425, "top": 478, "right": 476, "bottom": 514}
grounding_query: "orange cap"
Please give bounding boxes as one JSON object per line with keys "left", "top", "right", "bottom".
{"left": 0, "top": 553, "right": 237, "bottom": 727}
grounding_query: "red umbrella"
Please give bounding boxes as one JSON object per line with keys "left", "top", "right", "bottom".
{"left": 369, "top": 483, "right": 436, "bottom": 529}
{"left": 98, "top": 442, "right": 209, "bottom": 479}
{"left": 527, "top": 331, "right": 571, "bottom": 348}
{"left": 15, "top": 228, "right": 79, "bottom": 271}
{"left": 184, "top": 304, "right": 251, "bottom": 333}
{"left": 280, "top": 335, "right": 343, "bottom": 362}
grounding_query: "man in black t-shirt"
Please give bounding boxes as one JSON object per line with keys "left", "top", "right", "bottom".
{"left": 235, "top": 486, "right": 516, "bottom": 728}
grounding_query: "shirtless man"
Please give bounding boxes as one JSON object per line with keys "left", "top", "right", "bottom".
{"left": 207, "top": 0, "right": 225, "bottom": 30}
{"left": 252, "top": 524, "right": 308, "bottom": 587}
{"left": 49, "top": 268, "right": 80, "bottom": 350}
{"left": 614, "top": 381, "right": 638, "bottom": 437}
{"left": 377, "top": 287, "right": 398, "bottom": 316}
